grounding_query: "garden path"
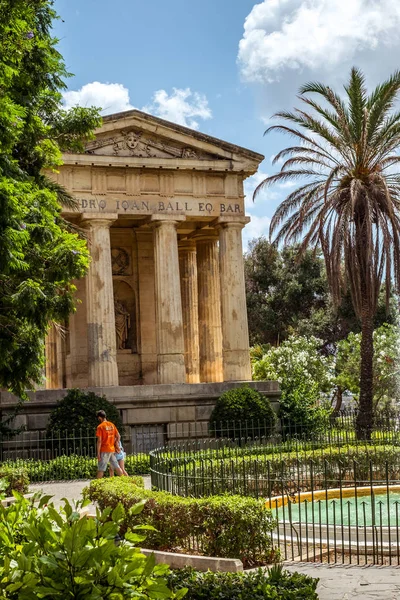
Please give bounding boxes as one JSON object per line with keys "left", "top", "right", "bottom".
{"left": 284, "top": 563, "right": 400, "bottom": 599}
{"left": 29, "top": 479, "right": 400, "bottom": 599}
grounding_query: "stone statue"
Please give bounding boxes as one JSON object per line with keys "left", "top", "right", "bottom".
{"left": 114, "top": 299, "right": 131, "bottom": 349}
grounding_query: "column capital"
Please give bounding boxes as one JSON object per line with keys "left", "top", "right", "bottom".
{"left": 215, "top": 216, "right": 250, "bottom": 230}
{"left": 178, "top": 239, "right": 197, "bottom": 253}
{"left": 81, "top": 213, "right": 118, "bottom": 227}
{"left": 150, "top": 214, "right": 186, "bottom": 229}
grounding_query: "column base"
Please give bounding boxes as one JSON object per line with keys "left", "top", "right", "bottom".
{"left": 222, "top": 349, "right": 252, "bottom": 382}
{"left": 158, "top": 354, "right": 186, "bottom": 384}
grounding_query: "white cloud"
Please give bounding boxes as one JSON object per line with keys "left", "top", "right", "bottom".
{"left": 243, "top": 215, "right": 271, "bottom": 249}
{"left": 143, "top": 87, "right": 212, "bottom": 130}
{"left": 63, "top": 82, "right": 134, "bottom": 114}
{"left": 62, "top": 83, "right": 212, "bottom": 130}
{"left": 244, "top": 169, "right": 272, "bottom": 210}
{"left": 243, "top": 170, "right": 275, "bottom": 248}
{"left": 238, "top": 0, "right": 400, "bottom": 83}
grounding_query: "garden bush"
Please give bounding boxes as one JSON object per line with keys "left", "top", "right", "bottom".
{"left": 168, "top": 565, "right": 319, "bottom": 600}
{"left": 2, "top": 453, "right": 149, "bottom": 482}
{"left": 252, "top": 336, "right": 333, "bottom": 439}
{"left": 0, "top": 493, "right": 185, "bottom": 599}
{"left": 0, "top": 465, "right": 29, "bottom": 496}
{"left": 158, "top": 443, "right": 400, "bottom": 498}
{"left": 210, "top": 386, "right": 277, "bottom": 439}
{"left": 86, "top": 477, "right": 277, "bottom": 567}
{"left": 46, "top": 388, "right": 123, "bottom": 438}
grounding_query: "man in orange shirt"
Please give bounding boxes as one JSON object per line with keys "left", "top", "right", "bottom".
{"left": 96, "top": 410, "right": 123, "bottom": 478}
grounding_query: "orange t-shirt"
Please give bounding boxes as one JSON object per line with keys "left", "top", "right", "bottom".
{"left": 96, "top": 421, "right": 119, "bottom": 453}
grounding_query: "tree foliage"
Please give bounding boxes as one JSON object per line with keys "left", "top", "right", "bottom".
{"left": 256, "top": 69, "right": 400, "bottom": 437}
{"left": 245, "top": 237, "right": 396, "bottom": 351}
{"left": 336, "top": 323, "right": 400, "bottom": 412}
{"left": 0, "top": 0, "right": 101, "bottom": 408}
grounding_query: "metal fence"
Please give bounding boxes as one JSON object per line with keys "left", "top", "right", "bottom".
{"left": 149, "top": 411, "right": 400, "bottom": 565}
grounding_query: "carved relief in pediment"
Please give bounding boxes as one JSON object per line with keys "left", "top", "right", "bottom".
{"left": 84, "top": 128, "right": 219, "bottom": 160}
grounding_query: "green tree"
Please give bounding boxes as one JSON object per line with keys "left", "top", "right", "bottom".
{"left": 336, "top": 323, "right": 400, "bottom": 413}
{"left": 245, "top": 239, "right": 327, "bottom": 346}
{"left": 256, "top": 69, "right": 400, "bottom": 438}
{"left": 0, "top": 0, "right": 101, "bottom": 413}
{"left": 245, "top": 237, "right": 396, "bottom": 352}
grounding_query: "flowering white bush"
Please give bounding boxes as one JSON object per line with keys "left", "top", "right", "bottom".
{"left": 252, "top": 335, "right": 335, "bottom": 436}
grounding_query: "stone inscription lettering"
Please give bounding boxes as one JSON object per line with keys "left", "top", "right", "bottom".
{"left": 76, "top": 198, "right": 242, "bottom": 215}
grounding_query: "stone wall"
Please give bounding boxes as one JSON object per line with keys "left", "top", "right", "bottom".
{"left": 0, "top": 381, "right": 280, "bottom": 451}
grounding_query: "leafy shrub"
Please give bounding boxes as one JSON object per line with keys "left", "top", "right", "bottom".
{"left": 0, "top": 465, "right": 29, "bottom": 496}
{"left": 46, "top": 388, "right": 123, "bottom": 438}
{"left": 210, "top": 386, "right": 277, "bottom": 439}
{"left": 165, "top": 443, "right": 400, "bottom": 498}
{"left": 0, "top": 494, "right": 185, "bottom": 599}
{"left": 168, "top": 565, "right": 319, "bottom": 600}
{"left": 86, "top": 477, "right": 277, "bottom": 567}
{"left": 3, "top": 454, "right": 149, "bottom": 482}
{"left": 253, "top": 336, "right": 333, "bottom": 439}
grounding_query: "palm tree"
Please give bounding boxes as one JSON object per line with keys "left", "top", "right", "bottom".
{"left": 255, "top": 68, "right": 400, "bottom": 439}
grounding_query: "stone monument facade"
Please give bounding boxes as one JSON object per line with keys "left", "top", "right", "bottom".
{"left": 44, "top": 109, "right": 264, "bottom": 390}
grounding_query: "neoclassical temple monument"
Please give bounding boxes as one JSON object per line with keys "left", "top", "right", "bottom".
{"left": 1, "top": 110, "right": 278, "bottom": 437}
{"left": 45, "top": 110, "right": 264, "bottom": 391}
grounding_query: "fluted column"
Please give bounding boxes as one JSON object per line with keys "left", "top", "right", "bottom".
{"left": 151, "top": 215, "right": 186, "bottom": 384}
{"left": 196, "top": 237, "right": 223, "bottom": 382}
{"left": 82, "top": 213, "right": 119, "bottom": 387}
{"left": 179, "top": 241, "right": 200, "bottom": 383}
{"left": 45, "top": 324, "right": 59, "bottom": 389}
{"left": 217, "top": 217, "right": 251, "bottom": 381}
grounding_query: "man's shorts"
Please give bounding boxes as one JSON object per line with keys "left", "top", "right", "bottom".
{"left": 97, "top": 452, "right": 119, "bottom": 472}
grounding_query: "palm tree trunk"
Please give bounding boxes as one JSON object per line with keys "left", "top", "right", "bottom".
{"left": 355, "top": 306, "right": 374, "bottom": 440}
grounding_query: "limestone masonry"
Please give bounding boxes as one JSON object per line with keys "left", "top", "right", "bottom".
{"left": 44, "top": 109, "right": 265, "bottom": 391}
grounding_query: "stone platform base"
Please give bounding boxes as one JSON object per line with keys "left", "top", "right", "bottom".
{"left": 0, "top": 380, "right": 279, "bottom": 453}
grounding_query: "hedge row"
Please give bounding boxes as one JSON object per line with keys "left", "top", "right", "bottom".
{"left": 86, "top": 477, "right": 277, "bottom": 567}
{"left": 168, "top": 566, "right": 319, "bottom": 600}
{"left": 159, "top": 444, "right": 400, "bottom": 498}
{"left": 2, "top": 453, "right": 150, "bottom": 482}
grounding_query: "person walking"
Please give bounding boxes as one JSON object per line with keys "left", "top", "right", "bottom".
{"left": 110, "top": 441, "right": 128, "bottom": 476}
{"left": 96, "top": 410, "right": 123, "bottom": 478}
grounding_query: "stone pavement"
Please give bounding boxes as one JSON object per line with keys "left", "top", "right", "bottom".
{"left": 28, "top": 480, "right": 400, "bottom": 599}
{"left": 284, "top": 562, "right": 400, "bottom": 599}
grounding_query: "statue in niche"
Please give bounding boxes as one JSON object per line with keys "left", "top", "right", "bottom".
{"left": 114, "top": 299, "right": 131, "bottom": 350}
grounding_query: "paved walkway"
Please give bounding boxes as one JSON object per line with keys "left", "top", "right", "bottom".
{"left": 284, "top": 563, "right": 400, "bottom": 599}
{"left": 28, "top": 480, "right": 400, "bottom": 599}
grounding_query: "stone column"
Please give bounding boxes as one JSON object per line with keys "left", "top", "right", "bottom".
{"left": 196, "top": 237, "right": 223, "bottom": 382}
{"left": 45, "top": 324, "right": 59, "bottom": 389}
{"left": 82, "top": 213, "right": 119, "bottom": 387}
{"left": 151, "top": 215, "right": 186, "bottom": 384}
{"left": 179, "top": 241, "right": 200, "bottom": 383}
{"left": 217, "top": 217, "right": 251, "bottom": 381}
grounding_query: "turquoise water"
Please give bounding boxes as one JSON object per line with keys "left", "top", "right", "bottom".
{"left": 276, "top": 492, "right": 400, "bottom": 527}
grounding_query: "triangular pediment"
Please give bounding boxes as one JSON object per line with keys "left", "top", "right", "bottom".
{"left": 85, "top": 126, "right": 219, "bottom": 160}
{"left": 82, "top": 109, "right": 264, "bottom": 169}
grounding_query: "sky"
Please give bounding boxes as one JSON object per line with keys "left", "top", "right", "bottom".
{"left": 54, "top": 0, "right": 400, "bottom": 249}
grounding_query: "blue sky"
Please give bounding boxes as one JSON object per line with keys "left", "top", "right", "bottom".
{"left": 54, "top": 0, "right": 400, "bottom": 248}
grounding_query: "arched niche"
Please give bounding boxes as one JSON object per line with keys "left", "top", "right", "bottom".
{"left": 113, "top": 280, "right": 137, "bottom": 353}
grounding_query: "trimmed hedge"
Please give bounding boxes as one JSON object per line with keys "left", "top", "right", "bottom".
{"left": 0, "top": 465, "right": 29, "bottom": 496}
{"left": 163, "top": 443, "right": 400, "bottom": 498}
{"left": 2, "top": 453, "right": 150, "bottom": 482}
{"left": 86, "top": 477, "right": 277, "bottom": 567}
{"left": 168, "top": 566, "right": 319, "bottom": 600}
{"left": 210, "top": 387, "right": 277, "bottom": 439}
